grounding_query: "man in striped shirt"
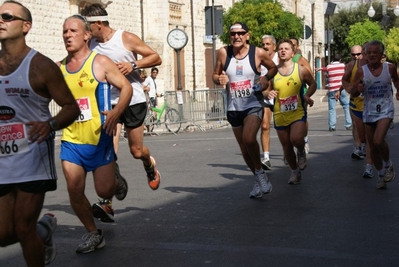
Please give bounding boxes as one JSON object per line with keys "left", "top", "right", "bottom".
{"left": 316, "top": 54, "right": 352, "bottom": 131}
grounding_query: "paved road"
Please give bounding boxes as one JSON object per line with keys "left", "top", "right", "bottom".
{"left": 2, "top": 103, "right": 399, "bottom": 267}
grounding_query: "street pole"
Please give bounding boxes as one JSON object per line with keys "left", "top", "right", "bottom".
{"left": 327, "top": 15, "right": 331, "bottom": 64}
{"left": 311, "top": 2, "right": 315, "bottom": 75}
{"left": 212, "top": 0, "right": 217, "bottom": 89}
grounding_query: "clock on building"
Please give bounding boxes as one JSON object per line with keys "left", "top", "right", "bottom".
{"left": 167, "top": 28, "right": 188, "bottom": 50}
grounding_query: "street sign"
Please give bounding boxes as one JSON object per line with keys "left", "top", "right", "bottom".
{"left": 205, "top": 5, "right": 223, "bottom": 35}
{"left": 304, "top": 25, "right": 312, "bottom": 39}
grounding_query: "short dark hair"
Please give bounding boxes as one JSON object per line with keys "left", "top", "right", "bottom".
{"left": 80, "top": 3, "right": 109, "bottom": 26}
{"left": 333, "top": 54, "right": 341, "bottom": 61}
{"left": 151, "top": 67, "right": 159, "bottom": 73}
{"left": 3, "top": 0, "right": 32, "bottom": 23}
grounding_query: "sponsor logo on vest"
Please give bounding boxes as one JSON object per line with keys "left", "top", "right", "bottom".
{"left": 0, "top": 106, "right": 15, "bottom": 120}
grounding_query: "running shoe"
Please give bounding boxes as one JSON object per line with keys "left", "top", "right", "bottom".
{"left": 38, "top": 213, "right": 57, "bottom": 265}
{"left": 288, "top": 171, "right": 302, "bottom": 185}
{"left": 377, "top": 175, "right": 387, "bottom": 189}
{"left": 144, "top": 156, "right": 161, "bottom": 190}
{"left": 115, "top": 162, "right": 128, "bottom": 200}
{"left": 304, "top": 139, "right": 310, "bottom": 155}
{"left": 362, "top": 164, "right": 373, "bottom": 179}
{"left": 384, "top": 164, "right": 395, "bottom": 183}
{"left": 249, "top": 181, "right": 262, "bottom": 198}
{"left": 256, "top": 171, "right": 272, "bottom": 194}
{"left": 351, "top": 147, "right": 364, "bottom": 160}
{"left": 76, "top": 229, "right": 106, "bottom": 254}
{"left": 361, "top": 143, "right": 367, "bottom": 157}
{"left": 297, "top": 151, "right": 307, "bottom": 170}
{"left": 261, "top": 158, "right": 272, "bottom": 170}
{"left": 92, "top": 199, "right": 115, "bottom": 223}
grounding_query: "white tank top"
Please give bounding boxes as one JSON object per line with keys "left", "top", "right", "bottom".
{"left": 0, "top": 49, "right": 56, "bottom": 183}
{"left": 90, "top": 29, "right": 146, "bottom": 106}
{"left": 362, "top": 62, "right": 394, "bottom": 123}
{"left": 224, "top": 45, "right": 264, "bottom": 111}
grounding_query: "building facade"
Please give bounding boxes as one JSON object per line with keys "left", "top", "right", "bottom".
{"left": 16, "top": 0, "right": 325, "bottom": 94}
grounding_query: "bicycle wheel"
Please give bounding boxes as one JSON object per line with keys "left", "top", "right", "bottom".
{"left": 164, "top": 108, "right": 181, "bottom": 133}
{"left": 148, "top": 115, "right": 156, "bottom": 132}
{"left": 144, "top": 110, "right": 156, "bottom": 133}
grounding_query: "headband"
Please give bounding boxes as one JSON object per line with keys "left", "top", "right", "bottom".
{"left": 85, "top": 16, "right": 108, "bottom": 22}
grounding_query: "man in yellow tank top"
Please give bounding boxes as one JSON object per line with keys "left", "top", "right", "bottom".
{"left": 59, "top": 15, "right": 132, "bottom": 254}
{"left": 264, "top": 39, "right": 316, "bottom": 185}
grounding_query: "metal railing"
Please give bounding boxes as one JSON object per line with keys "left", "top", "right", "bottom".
{"left": 49, "top": 88, "right": 228, "bottom": 136}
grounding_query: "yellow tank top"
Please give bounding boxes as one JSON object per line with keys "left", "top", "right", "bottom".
{"left": 60, "top": 52, "right": 110, "bottom": 145}
{"left": 273, "top": 63, "right": 306, "bottom": 127}
{"left": 349, "top": 60, "right": 364, "bottom": 112}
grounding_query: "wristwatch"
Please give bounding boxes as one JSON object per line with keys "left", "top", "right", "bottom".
{"left": 131, "top": 62, "right": 137, "bottom": 70}
{"left": 48, "top": 119, "right": 59, "bottom": 131}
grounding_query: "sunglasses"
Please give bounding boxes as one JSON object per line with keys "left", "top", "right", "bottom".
{"left": 0, "top": 13, "right": 27, "bottom": 22}
{"left": 351, "top": 53, "right": 361, "bottom": 56}
{"left": 230, "top": 31, "right": 247, "bottom": 37}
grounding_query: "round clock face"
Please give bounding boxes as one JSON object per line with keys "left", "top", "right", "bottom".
{"left": 167, "top": 29, "right": 188, "bottom": 50}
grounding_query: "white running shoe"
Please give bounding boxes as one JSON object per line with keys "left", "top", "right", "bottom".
{"left": 249, "top": 182, "right": 262, "bottom": 198}
{"left": 384, "top": 164, "right": 395, "bottom": 182}
{"left": 256, "top": 172, "right": 272, "bottom": 194}
{"left": 38, "top": 213, "right": 57, "bottom": 265}
{"left": 76, "top": 229, "right": 106, "bottom": 254}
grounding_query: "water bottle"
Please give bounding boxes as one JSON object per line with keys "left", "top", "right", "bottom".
{"left": 252, "top": 84, "right": 262, "bottom": 92}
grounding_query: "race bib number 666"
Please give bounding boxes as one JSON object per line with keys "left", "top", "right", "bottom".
{"left": 0, "top": 123, "right": 29, "bottom": 157}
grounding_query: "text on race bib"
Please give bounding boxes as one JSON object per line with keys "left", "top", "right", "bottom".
{"left": 279, "top": 95, "right": 298, "bottom": 113}
{"left": 76, "top": 97, "right": 93, "bottom": 122}
{"left": 230, "top": 80, "right": 252, "bottom": 99}
{"left": 0, "top": 123, "right": 29, "bottom": 157}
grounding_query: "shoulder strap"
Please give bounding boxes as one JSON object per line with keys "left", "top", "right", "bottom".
{"left": 223, "top": 46, "right": 233, "bottom": 72}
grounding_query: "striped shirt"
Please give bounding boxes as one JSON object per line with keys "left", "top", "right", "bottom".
{"left": 321, "top": 61, "right": 345, "bottom": 92}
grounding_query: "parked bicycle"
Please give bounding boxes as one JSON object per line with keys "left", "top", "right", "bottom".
{"left": 144, "top": 96, "right": 182, "bottom": 134}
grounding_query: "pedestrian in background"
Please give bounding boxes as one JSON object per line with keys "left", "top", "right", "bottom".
{"left": 316, "top": 53, "right": 352, "bottom": 131}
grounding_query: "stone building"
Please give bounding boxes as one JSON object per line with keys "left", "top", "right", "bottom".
{"left": 16, "top": 0, "right": 324, "bottom": 94}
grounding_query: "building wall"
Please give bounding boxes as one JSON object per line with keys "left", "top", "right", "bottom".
{"left": 9, "top": 0, "right": 324, "bottom": 95}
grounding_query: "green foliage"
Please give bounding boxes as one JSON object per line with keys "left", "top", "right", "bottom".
{"left": 329, "top": 3, "right": 399, "bottom": 63}
{"left": 345, "top": 20, "right": 385, "bottom": 47}
{"left": 385, "top": 27, "right": 399, "bottom": 62}
{"left": 220, "top": 0, "right": 303, "bottom": 46}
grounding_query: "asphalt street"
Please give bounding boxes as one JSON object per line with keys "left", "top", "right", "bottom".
{"left": 2, "top": 101, "right": 399, "bottom": 267}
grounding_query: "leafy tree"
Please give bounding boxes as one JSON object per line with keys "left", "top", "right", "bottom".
{"left": 329, "top": 2, "right": 399, "bottom": 62}
{"left": 385, "top": 27, "right": 399, "bottom": 63}
{"left": 345, "top": 20, "right": 385, "bottom": 47}
{"left": 220, "top": 0, "right": 303, "bottom": 46}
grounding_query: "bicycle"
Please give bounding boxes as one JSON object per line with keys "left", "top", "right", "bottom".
{"left": 144, "top": 96, "right": 182, "bottom": 134}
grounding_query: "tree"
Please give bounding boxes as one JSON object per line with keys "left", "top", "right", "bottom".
{"left": 385, "top": 27, "right": 399, "bottom": 63}
{"left": 328, "top": 2, "right": 399, "bottom": 63}
{"left": 220, "top": 0, "right": 303, "bottom": 46}
{"left": 345, "top": 20, "right": 385, "bottom": 48}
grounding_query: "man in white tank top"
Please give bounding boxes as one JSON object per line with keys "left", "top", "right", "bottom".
{"left": 0, "top": 1, "right": 80, "bottom": 265}
{"left": 213, "top": 22, "right": 277, "bottom": 199}
{"left": 351, "top": 40, "right": 399, "bottom": 189}
{"left": 80, "top": 3, "right": 163, "bottom": 223}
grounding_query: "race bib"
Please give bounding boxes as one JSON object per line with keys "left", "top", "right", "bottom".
{"left": 76, "top": 97, "right": 92, "bottom": 122}
{"left": 368, "top": 98, "right": 389, "bottom": 115}
{"left": 279, "top": 95, "right": 298, "bottom": 112}
{"left": 0, "top": 123, "right": 29, "bottom": 157}
{"left": 230, "top": 80, "right": 252, "bottom": 98}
